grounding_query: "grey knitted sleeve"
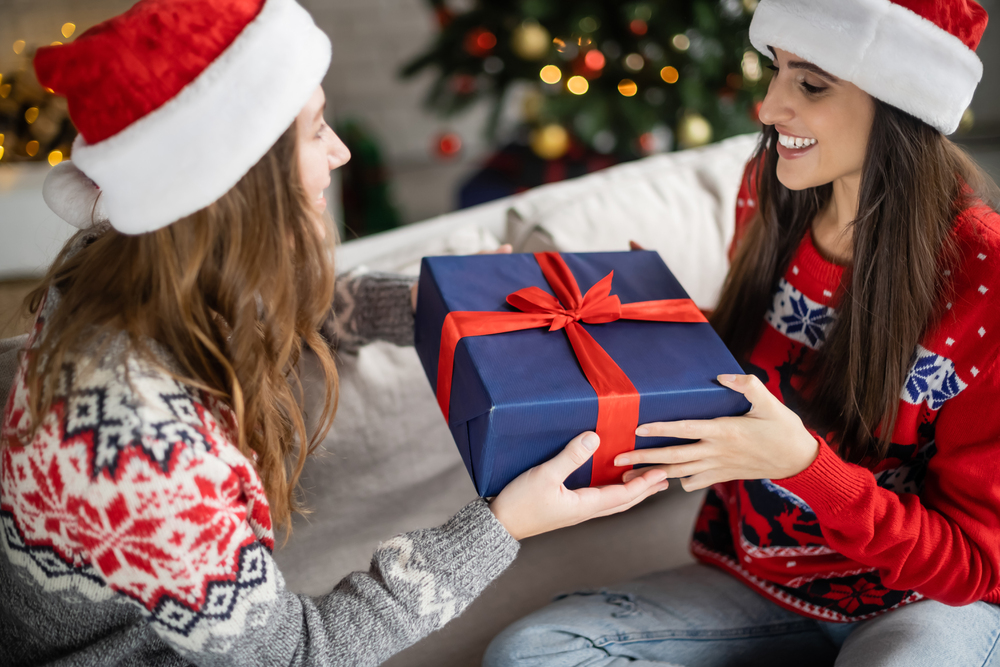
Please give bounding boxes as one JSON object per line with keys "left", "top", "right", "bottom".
{"left": 324, "top": 272, "right": 417, "bottom": 354}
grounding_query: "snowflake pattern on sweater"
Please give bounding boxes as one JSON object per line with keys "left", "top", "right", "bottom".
{"left": 692, "top": 160, "right": 1000, "bottom": 622}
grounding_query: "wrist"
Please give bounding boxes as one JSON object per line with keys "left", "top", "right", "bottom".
{"left": 487, "top": 498, "right": 524, "bottom": 541}
{"left": 787, "top": 427, "right": 820, "bottom": 478}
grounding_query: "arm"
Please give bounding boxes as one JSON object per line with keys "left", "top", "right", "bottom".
{"left": 776, "top": 357, "right": 1000, "bottom": 605}
{"left": 80, "top": 449, "right": 517, "bottom": 667}
{"left": 324, "top": 272, "right": 417, "bottom": 354}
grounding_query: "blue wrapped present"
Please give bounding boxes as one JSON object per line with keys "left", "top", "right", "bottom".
{"left": 414, "top": 251, "right": 749, "bottom": 497}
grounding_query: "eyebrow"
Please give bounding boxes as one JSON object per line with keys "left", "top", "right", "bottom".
{"left": 767, "top": 46, "right": 839, "bottom": 83}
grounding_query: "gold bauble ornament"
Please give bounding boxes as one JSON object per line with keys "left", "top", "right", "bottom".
{"left": 511, "top": 21, "right": 551, "bottom": 61}
{"left": 677, "top": 112, "right": 713, "bottom": 149}
{"left": 530, "top": 124, "right": 570, "bottom": 160}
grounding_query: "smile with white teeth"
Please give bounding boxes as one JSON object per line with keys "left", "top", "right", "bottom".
{"left": 778, "top": 133, "right": 817, "bottom": 149}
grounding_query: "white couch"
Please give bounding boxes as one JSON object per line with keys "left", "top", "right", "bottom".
{"left": 274, "top": 133, "right": 760, "bottom": 666}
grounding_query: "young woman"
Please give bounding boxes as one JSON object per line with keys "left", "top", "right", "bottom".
{"left": 0, "top": 1, "right": 670, "bottom": 665}
{"left": 486, "top": 1, "right": 1000, "bottom": 665}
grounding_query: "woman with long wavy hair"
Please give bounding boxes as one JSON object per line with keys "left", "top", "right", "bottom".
{"left": 0, "top": 1, "right": 672, "bottom": 665}
{"left": 487, "top": 1, "right": 1000, "bottom": 665}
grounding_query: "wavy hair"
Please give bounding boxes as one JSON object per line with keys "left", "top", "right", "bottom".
{"left": 12, "top": 124, "right": 339, "bottom": 532}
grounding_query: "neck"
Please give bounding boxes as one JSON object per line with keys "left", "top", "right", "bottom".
{"left": 812, "top": 170, "right": 862, "bottom": 264}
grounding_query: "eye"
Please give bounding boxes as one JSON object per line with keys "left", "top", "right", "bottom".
{"left": 766, "top": 64, "right": 778, "bottom": 72}
{"left": 800, "top": 81, "right": 826, "bottom": 95}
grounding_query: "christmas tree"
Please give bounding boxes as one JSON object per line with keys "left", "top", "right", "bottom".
{"left": 402, "top": 0, "right": 767, "bottom": 161}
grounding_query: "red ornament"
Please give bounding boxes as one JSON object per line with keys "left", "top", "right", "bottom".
{"left": 451, "top": 74, "right": 477, "bottom": 95}
{"left": 464, "top": 28, "right": 497, "bottom": 57}
{"left": 584, "top": 49, "right": 605, "bottom": 71}
{"left": 435, "top": 132, "right": 463, "bottom": 158}
{"left": 750, "top": 100, "right": 764, "bottom": 123}
{"left": 630, "top": 19, "right": 648, "bottom": 36}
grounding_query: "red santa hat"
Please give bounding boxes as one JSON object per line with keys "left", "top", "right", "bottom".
{"left": 749, "top": 0, "right": 987, "bottom": 135}
{"left": 34, "top": 0, "right": 331, "bottom": 235}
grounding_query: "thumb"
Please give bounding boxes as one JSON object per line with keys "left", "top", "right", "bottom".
{"left": 542, "top": 431, "right": 600, "bottom": 483}
{"left": 717, "top": 374, "right": 773, "bottom": 412}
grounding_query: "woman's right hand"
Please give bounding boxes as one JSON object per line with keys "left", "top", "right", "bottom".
{"left": 488, "top": 432, "right": 670, "bottom": 541}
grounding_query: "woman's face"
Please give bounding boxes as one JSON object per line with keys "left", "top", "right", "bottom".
{"left": 296, "top": 86, "right": 351, "bottom": 214}
{"left": 757, "top": 47, "right": 875, "bottom": 191}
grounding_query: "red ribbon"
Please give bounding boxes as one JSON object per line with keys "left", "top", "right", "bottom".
{"left": 436, "top": 252, "right": 706, "bottom": 486}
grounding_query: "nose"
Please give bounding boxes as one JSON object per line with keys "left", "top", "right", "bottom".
{"left": 757, "top": 74, "right": 793, "bottom": 128}
{"left": 328, "top": 129, "right": 351, "bottom": 169}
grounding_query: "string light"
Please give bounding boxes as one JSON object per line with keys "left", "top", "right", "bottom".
{"left": 0, "top": 133, "right": 4, "bottom": 145}
{"left": 13, "top": 40, "right": 26, "bottom": 55}
{"left": 567, "top": 75, "right": 589, "bottom": 95}
{"left": 25, "top": 107, "right": 40, "bottom": 124}
{"left": 742, "top": 51, "right": 762, "bottom": 82}
{"left": 660, "top": 66, "right": 679, "bottom": 84}
{"left": 26, "top": 141, "right": 40, "bottom": 157}
{"left": 584, "top": 50, "right": 605, "bottom": 70}
{"left": 540, "top": 65, "right": 562, "bottom": 84}
{"left": 624, "top": 53, "right": 644, "bottom": 71}
{"left": 48, "top": 150, "right": 63, "bottom": 166}
{"left": 62, "top": 23, "right": 76, "bottom": 39}
{"left": 671, "top": 34, "right": 690, "bottom": 52}
{"left": 0, "top": 146, "right": 4, "bottom": 161}
{"left": 51, "top": 41, "right": 63, "bottom": 46}
{"left": 618, "top": 79, "right": 638, "bottom": 97}
{"left": 630, "top": 19, "right": 648, "bottom": 35}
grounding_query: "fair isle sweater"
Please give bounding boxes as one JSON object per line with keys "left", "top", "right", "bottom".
{"left": 0, "top": 262, "right": 519, "bottom": 666}
{"left": 692, "top": 161, "right": 1000, "bottom": 621}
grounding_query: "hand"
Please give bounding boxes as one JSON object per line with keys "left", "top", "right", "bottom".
{"left": 489, "top": 431, "right": 670, "bottom": 541}
{"left": 411, "top": 244, "right": 513, "bottom": 312}
{"left": 615, "top": 374, "right": 820, "bottom": 491}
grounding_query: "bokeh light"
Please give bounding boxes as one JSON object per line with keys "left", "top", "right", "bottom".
{"left": 567, "top": 75, "right": 589, "bottom": 95}
{"left": 48, "top": 150, "right": 63, "bottom": 166}
{"left": 660, "top": 66, "right": 679, "bottom": 84}
{"left": 13, "top": 40, "right": 26, "bottom": 55}
{"left": 742, "top": 51, "right": 762, "bottom": 82}
{"left": 26, "top": 141, "right": 40, "bottom": 157}
{"left": 579, "top": 17, "right": 599, "bottom": 33}
{"left": 618, "top": 79, "right": 638, "bottom": 97}
{"left": 62, "top": 23, "right": 76, "bottom": 39}
{"left": 630, "top": 19, "right": 648, "bottom": 35}
{"left": 25, "top": 107, "right": 40, "bottom": 124}
{"left": 671, "top": 34, "right": 690, "bottom": 52}
{"left": 584, "top": 50, "right": 605, "bottom": 70}
{"left": 540, "top": 65, "right": 562, "bottom": 84}
{"left": 624, "top": 53, "right": 644, "bottom": 71}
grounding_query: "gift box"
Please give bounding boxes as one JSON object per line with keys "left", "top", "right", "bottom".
{"left": 415, "top": 251, "right": 750, "bottom": 497}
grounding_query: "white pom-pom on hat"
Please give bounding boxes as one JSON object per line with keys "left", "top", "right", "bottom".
{"left": 42, "top": 161, "right": 108, "bottom": 229}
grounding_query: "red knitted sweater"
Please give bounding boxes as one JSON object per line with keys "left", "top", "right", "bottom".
{"left": 691, "top": 162, "right": 1000, "bottom": 622}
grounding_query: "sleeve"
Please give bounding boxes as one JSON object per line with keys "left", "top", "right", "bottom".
{"left": 729, "top": 157, "right": 763, "bottom": 262}
{"left": 324, "top": 272, "right": 417, "bottom": 354}
{"left": 774, "top": 354, "right": 1000, "bottom": 605}
{"left": 79, "top": 450, "right": 518, "bottom": 667}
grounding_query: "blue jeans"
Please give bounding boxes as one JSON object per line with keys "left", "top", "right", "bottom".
{"left": 484, "top": 564, "right": 1000, "bottom": 667}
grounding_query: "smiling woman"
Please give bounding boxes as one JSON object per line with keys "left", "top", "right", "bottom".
{"left": 486, "top": 1, "right": 1000, "bottom": 665}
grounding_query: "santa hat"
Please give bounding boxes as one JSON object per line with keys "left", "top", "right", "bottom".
{"left": 34, "top": 0, "right": 331, "bottom": 235}
{"left": 749, "top": 0, "right": 987, "bottom": 135}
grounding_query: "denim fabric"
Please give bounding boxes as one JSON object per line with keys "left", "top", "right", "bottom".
{"left": 484, "top": 564, "right": 1000, "bottom": 667}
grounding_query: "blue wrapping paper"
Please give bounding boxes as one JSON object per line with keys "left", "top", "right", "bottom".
{"left": 414, "top": 251, "right": 750, "bottom": 497}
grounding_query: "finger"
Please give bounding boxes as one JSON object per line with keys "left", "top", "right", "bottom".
{"left": 680, "top": 470, "right": 734, "bottom": 492}
{"left": 497, "top": 244, "right": 513, "bottom": 254}
{"left": 542, "top": 431, "right": 601, "bottom": 483}
{"left": 621, "top": 459, "right": 717, "bottom": 482}
{"left": 591, "top": 481, "right": 670, "bottom": 518}
{"left": 634, "top": 419, "right": 727, "bottom": 441}
{"left": 716, "top": 374, "right": 774, "bottom": 413}
{"left": 614, "top": 442, "right": 714, "bottom": 468}
{"left": 572, "top": 467, "right": 667, "bottom": 514}
{"left": 629, "top": 240, "right": 646, "bottom": 251}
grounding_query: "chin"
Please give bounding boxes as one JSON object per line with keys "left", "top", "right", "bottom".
{"left": 775, "top": 163, "right": 823, "bottom": 192}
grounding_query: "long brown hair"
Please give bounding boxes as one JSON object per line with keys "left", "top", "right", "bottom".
{"left": 712, "top": 100, "right": 999, "bottom": 463}
{"left": 10, "top": 124, "right": 339, "bottom": 532}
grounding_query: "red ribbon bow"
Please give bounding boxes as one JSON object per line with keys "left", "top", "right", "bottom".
{"left": 436, "top": 252, "right": 706, "bottom": 486}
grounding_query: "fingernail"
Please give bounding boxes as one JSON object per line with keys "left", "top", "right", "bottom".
{"left": 718, "top": 374, "right": 736, "bottom": 383}
{"left": 615, "top": 455, "right": 630, "bottom": 466}
{"left": 582, "top": 433, "right": 600, "bottom": 451}
{"left": 635, "top": 427, "right": 649, "bottom": 436}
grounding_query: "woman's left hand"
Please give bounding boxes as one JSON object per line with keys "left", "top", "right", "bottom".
{"left": 616, "top": 374, "right": 820, "bottom": 491}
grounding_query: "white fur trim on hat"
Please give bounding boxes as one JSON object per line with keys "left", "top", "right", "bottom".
{"left": 749, "top": 0, "right": 983, "bottom": 135}
{"left": 42, "top": 161, "right": 109, "bottom": 229}
{"left": 68, "top": 0, "right": 331, "bottom": 235}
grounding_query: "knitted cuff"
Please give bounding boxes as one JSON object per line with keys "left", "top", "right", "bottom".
{"left": 326, "top": 272, "right": 417, "bottom": 354}
{"left": 773, "top": 437, "right": 873, "bottom": 514}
